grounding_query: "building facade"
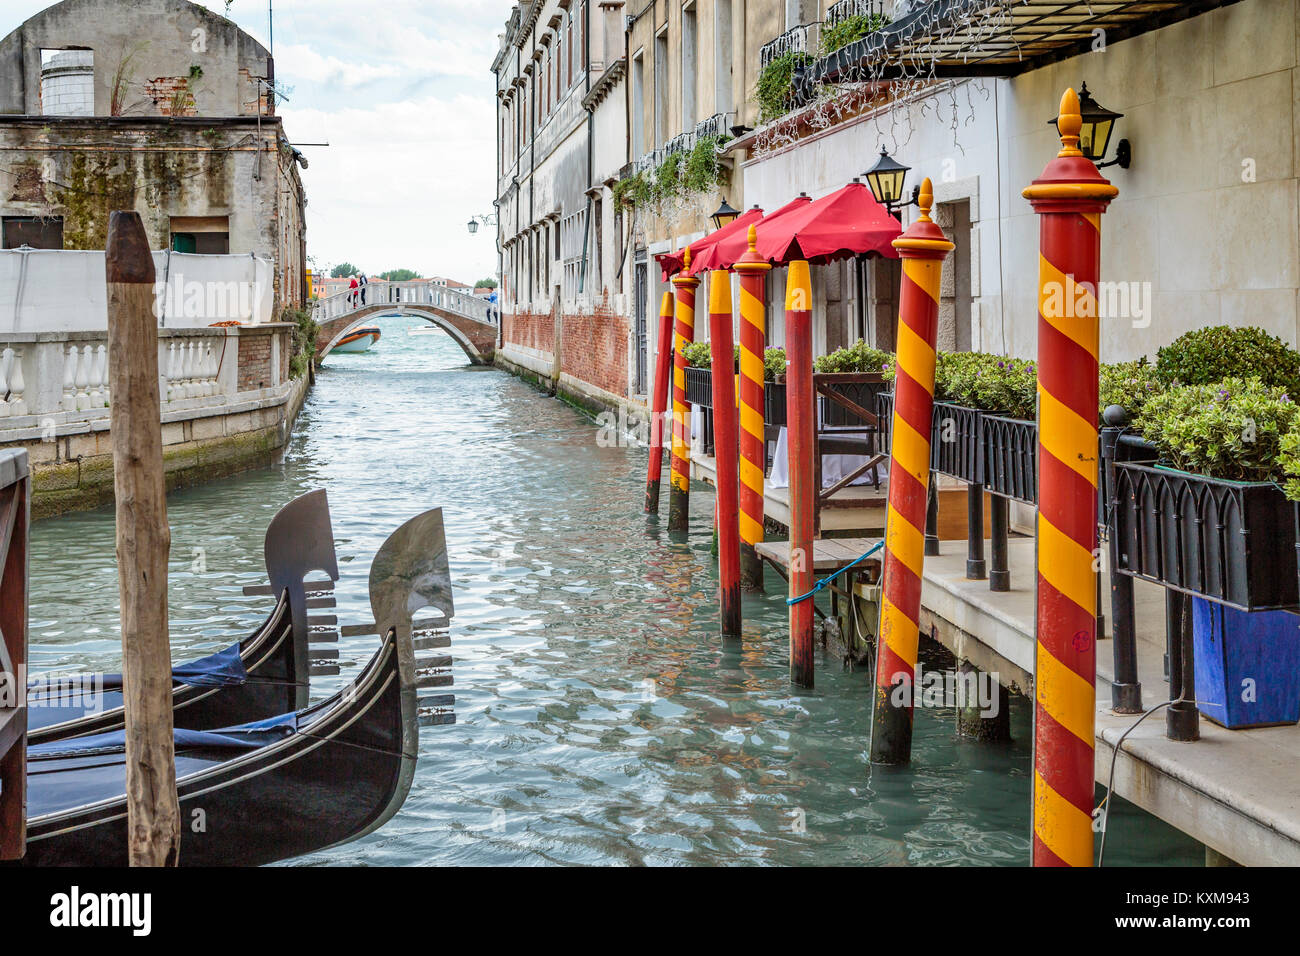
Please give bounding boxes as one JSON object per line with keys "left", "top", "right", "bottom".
{"left": 0, "top": 0, "right": 309, "bottom": 315}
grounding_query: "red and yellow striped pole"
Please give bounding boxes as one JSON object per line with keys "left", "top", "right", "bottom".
{"left": 668, "top": 249, "right": 700, "bottom": 532}
{"left": 869, "top": 178, "right": 953, "bottom": 765}
{"left": 735, "top": 226, "right": 771, "bottom": 589}
{"left": 709, "top": 270, "right": 742, "bottom": 637}
{"left": 645, "top": 291, "right": 676, "bottom": 514}
{"left": 785, "top": 260, "right": 815, "bottom": 687}
{"left": 1024, "top": 88, "right": 1117, "bottom": 867}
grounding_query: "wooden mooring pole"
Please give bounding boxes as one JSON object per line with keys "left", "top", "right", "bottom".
{"left": 708, "top": 270, "right": 741, "bottom": 637}
{"left": 644, "top": 292, "right": 676, "bottom": 514}
{"left": 1023, "top": 90, "right": 1117, "bottom": 867}
{"left": 107, "top": 211, "right": 181, "bottom": 867}
{"left": 668, "top": 250, "right": 700, "bottom": 532}
{"left": 735, "top": 227, "right": 772, "bottom": 590}
{"left": 870, "top": 179, "right": 952, "bottom": 765}
{"left": 785, "top": 260, "right": 815, "bottom": 687}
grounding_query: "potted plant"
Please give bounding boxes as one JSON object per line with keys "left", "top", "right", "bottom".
{"left": 764, "top": 347, "right": 789, "bottom": 427}
{"left": 1112, "top": 377, "right": 1300, "bottom": 611}
{"left": 812, "top": 340, "right": 894, "bottom": 429}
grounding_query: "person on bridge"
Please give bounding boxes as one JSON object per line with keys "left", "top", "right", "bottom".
{"left": 487, "top": 288, "right": 498, "bottom": 323}
{"left": 359, "top": 274, "right": 368, "bottom": 306}
{"left": 348, "top": 275, "right": 359, "bottom": 309}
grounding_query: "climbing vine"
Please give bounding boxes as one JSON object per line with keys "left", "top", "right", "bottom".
{"left": 610, "top": 136, "right": 729, "bottom": 214}
{"left": 819, "top": 13, "right": 891, "bottom": 56}
{"left": 755, "top": 51, "right": 813, "bottom": 123}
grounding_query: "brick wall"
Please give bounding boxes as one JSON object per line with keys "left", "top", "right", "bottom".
{"left": 237, "top": 328, "right": 274, "bottom": 392}
{"left": 560, "top": 303, "right": 629, "bottom": 398}
{"left": 505, "top": 303, "right": 629, "bottom": 399}
{"left": 503, "top": 309, "right": 555, "bottom": 354}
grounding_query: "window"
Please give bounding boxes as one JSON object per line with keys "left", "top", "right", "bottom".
{"left": 592, "top": 198, "right": 603, "bottom": 292}
{"left": 631, "top": 52, "right": 645, "bottom": 158}
{"left": 714, "top": 0, "right": 733, "bottom": 116}
{"left": 2, "top": 216, "right": 63, "bottom": 249}
{"left": 654, "top": 29, "right": 668, "bottom": 146}
{"left": 682, "top": 4, "right": 698, "bottom": 129}
{"left": 169, "top": 216, "right": 230, "bottom": 254}
{"left": 39, "top": 49, "right": 94, "bottom": 116}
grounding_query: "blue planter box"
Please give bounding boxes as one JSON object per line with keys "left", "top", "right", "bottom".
{"left": 1192, "top": 598, "right": 1300, "bottom": 728}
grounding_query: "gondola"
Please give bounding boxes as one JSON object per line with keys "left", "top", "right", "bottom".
{"left": 26, "top": 490, "right": 340, "bottom": 745}
{"left": 19, "top": 507, "right": 454, "bottom": 867}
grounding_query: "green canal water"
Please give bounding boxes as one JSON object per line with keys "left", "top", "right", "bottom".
{"left": 27, "top": 315, "right": 1201, "bottom": 866}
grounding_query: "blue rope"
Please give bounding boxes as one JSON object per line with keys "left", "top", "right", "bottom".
{"left": 785, "top": 540, "right": 886, "bottom": 606}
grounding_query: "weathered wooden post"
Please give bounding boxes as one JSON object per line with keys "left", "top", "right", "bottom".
{"left": 785, "top": 260, "right": 816, "bottom": 687}
{"left": 107, "top": 211, "right": 181, "bottom": 867}
{"left": 0, "top": 450, "right": 29, "bottom": 861}
{"left": 735, "top": 226, "right": 771, "bottom": 590}
{"left": 1023, "top": 89, "right": 1117, "bottom": 867}
{"left": 708, "top": 270, "right": 742, "bottom": 637}
{"left": 668, "top": 249, "right": 700, "bottom": 532}
{"left": 645, "top": 291, "right": 676, "bottom": 514}
{"left": 870, "top": 179, "right": 953, "bottom": 765}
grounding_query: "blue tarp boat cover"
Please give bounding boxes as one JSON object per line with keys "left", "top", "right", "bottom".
{"left": 28, "top": 641, "right": 249, "bottom": 696}
{"left": 29, "top": 712, "right": 299, "bottom": 758}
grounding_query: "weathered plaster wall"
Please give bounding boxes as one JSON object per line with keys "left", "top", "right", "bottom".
{"left": 0, "top": 0, "right": 272, "bottom": 117}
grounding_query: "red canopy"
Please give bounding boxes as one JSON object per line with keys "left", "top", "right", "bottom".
{"left": 755, "top": 181, "right": 901, "bottom": 265}
{"left": 702, "top": 194, "right": 813, "bottom": 273}
{"left": 655, "top": 207, "right": 765, "bottom": 280}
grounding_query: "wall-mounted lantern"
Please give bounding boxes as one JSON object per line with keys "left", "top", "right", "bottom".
{"left": 1049, "top": 82, "right": 1132, "bottom": 169}
{"left": 710, "top": 198, "right": 740, "bottom": 231}
{"left": 863, "top": 147, "right": 920, "bottom": 219}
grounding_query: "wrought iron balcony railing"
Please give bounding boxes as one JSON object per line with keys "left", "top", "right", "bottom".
{"left": 759, "top": 22, "right": 819, "bottom": 69}
{"left": 827, "top": 0, "right": 891, "bottom": 27}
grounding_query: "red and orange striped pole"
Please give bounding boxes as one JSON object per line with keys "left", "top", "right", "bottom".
{"left": 734, "top": 226, "right": 772, "bottom": 589}
{"left": 869, "top": 178, "right": 953, "bottom": 765}
{"left": 1024, "top": 88, "right": 1117, "bottom": 867}
{"left": 709, "top": 270, "right": 742, "bottom": 637}
{"left": 785, "top": 260, "right": 815, "bottom": 687}
{"left": 668, "top": 249, "right": 700, "bottom": 532}
{"left": 645, "top": 291, "right": 676, "bottom": 514}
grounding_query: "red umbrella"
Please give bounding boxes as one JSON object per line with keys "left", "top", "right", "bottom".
{"left": 755, "top": 181, "right": 902, "bottom": 265}
{"left": 655, "top": 206, "right": 765, "bottom": 280}
{"left": 700, "top": 194, "right": 813, "bottom": 273}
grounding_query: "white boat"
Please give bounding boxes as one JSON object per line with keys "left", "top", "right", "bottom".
{"left": 334, "top": 325, "right": 382, "bottom": 352}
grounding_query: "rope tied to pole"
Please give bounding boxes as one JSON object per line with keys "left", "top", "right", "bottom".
{"left": 786, "top": 540, "right": 884, "bottom": 606}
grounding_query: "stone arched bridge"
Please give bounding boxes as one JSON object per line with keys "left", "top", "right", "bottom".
{"left": 314, "top": 281, "right": 498, "bottom": 365}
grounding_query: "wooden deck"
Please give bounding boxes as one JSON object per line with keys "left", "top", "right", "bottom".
{"left": 755, "top": 537, "right": 883, "bottom": 573}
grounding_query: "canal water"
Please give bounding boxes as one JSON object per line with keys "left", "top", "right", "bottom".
{"left": 28, "top": 315, "right": 1200, "bottom": 866}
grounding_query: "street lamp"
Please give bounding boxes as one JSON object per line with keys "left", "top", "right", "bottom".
{"left": 863, "top": 147, "right": 920, "bottom": 219}
{"left": 710, "top": 198, "right": 740, "bottom": 231}
{"left": 467, "top": 213, "right": 497, "bottom": 236}
{"left": 1049, "top": 82, "right": 1131, "bottom": 169}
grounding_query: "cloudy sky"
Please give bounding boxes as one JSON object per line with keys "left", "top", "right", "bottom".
{"left": 1, "top": 0, "right": 512, "bottom": 283}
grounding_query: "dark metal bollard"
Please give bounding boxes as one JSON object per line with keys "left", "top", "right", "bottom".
{"left": 1100, "top": 413, "right": 1142, "bottom": 713}
{"left": 924, "top": 482, "right": 940, "bottom": 556}
{"left": 967, "top": 483, "right": 986, "bottom": 579}
{"left": 989, "top": 495, "right": 1011, "bottom": 592}
{"left": 1165, "top": 589, "right": 1200, "bottom": 741}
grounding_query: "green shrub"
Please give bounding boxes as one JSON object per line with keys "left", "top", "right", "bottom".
{"left": 1140, "top": 377, "right": 1298, "bottom": 482}
{"left": 934, "top": 352, "right": 1036, "bottom": 420}
{"left": 1155, "top": 325, "right": 1300, "bottom": 397}
{"left": 813, "top": 339, "right": 894, "bottom": 378}
{"left": 680, "top": 341, "right": 740, "bottom": 370}
{"left": 756, "top": 51, "right": 812, "bottom": 122}
{"left": 1099, "top": 357, "right": 1163, "bottom": 425}
{"left": 819, "top": 13, "right": 891, "bottom": 56}
{"left": 1280, "top": 428, "right": 1300, "bottom": 501}
{"left": 764, "top": 347, "right": 787, "bottom": 381}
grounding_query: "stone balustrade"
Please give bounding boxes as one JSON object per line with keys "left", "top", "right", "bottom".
{"left": 313, "top": 280, "right": 497, "bottom": 325}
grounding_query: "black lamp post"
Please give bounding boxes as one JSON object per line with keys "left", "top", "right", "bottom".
{"left": 1049, "top": 82, "right": 1132, "bottom": 169}
{"left": 864, "top": 147, "right": 920, "bottom": 219}
{"left": 710, "top": 198, "right": 740, "bottom": 231}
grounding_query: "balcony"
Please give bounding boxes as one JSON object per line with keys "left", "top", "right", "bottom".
{"left": 759, "top": 22, "right": 820, "bottom": 69}
{"left": 826, "top": 0, "right": 891, "bottom": 27}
